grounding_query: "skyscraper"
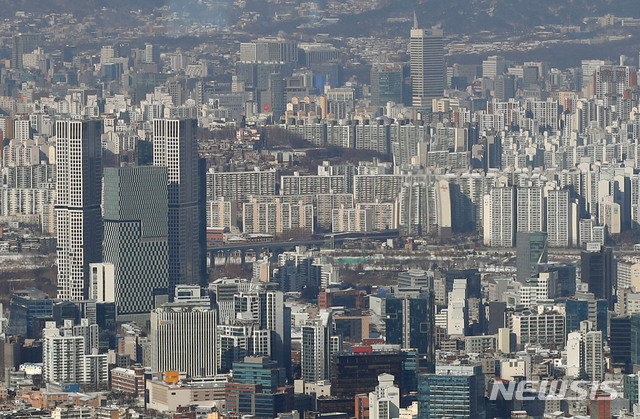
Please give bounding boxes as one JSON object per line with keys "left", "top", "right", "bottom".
{"left": 384, "top": 293, "right": 435, "bottom": 371}
{"left": 371, "top": 63, "right": 404, "bottom": 107}
{"left": 418, "top": 364, "right": 486, "bottom": 419}
{"left": 150, "top": 303, "right": 217, "bottom": 378}
{"left": 547, "top": 189, "right": 573, "bottom": 247}
{"left": 56, "top": 119, "right": 103, "bottom": 301}
{"left": 301, "top": 310, "right": 342, "bottom": 383}
{"left": 516, "top": 231, "right": 548, "bottom": 283}
{"left": 410, "top": 18, "right": 445, "bottom": 109}
{"left": 102, "top": 166, "right": 169, "bottom": 319}
{"left": 485, "top": 186, "right": 515, "bottom": 247}
{"left": 153, "top": 118, "right": 204, "bottom": 294}
{"left": 516, "top": 187, "right": 543, "bottom": 233}
{"left": 12, "top": 33, "right": 39, "bottom": 69}
{"left": 581, "top": 245, "right": 614, "bottom": 309}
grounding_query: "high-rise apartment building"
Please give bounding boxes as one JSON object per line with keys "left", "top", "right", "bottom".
{"left": 42, "top": 320, "right": 108, "bottom": 386}
{"left": 547, "top": 189, "right": 573, "bottom": 247}
{"left": 56, "top": 120, "right": 103, "bottom": 301}
{"left": 410, "top": 20, "right": 445, "bottom": 109}
{"left": 516, "top": 186, "right": 543, "bottom": 232}
{"left": 369, "top": 374, "right": 400, "bottom": 419}
{"left": 152, "top": 118, "right": 203, "bottom": 293}
{"left": 102, "top": 166, "right": 169, "bottom": 318}
{"left": 301, "top": 310, "right": 342, "bottom": 383}
{"left": 484, "top": 186, "right": 515, "bottom": 247}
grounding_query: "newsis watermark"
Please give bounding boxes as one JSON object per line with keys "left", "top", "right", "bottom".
{"left": 489, "top": 380, "right": 621, "bottom": 401}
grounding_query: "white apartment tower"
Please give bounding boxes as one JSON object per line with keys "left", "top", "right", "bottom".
{"left": 486, "top": 186, "right": 516, "bottom": 247}
{"left": 369, "top": 374, "right": 400, "bottom": 419}
{"left": 547, "top": 189, "right": 572, "bottom": 247}
{"left": 516, "top": 186, "right": 543, "bottom": 232}
{"left": 56, "top": 120, "right": 103, "bottom": 300}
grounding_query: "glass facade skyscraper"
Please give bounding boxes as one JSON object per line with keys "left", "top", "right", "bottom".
{"left": 102, "top": 166, "right": 169, "bottom": 318}
{"left": 418, "top": 365, "right": 485, "bottom": 419}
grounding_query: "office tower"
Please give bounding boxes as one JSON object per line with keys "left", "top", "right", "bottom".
{"left": 8, "top": 288, "right": 53, "bottom": 338}
{"left": 144, "top": 43, "right": 159, "bottom": 64}
{"left": 240, "top": 38, "right": 298, "bottom": 63}
{"left": 12, "top": 33, "right": 39, "bottom": 69}
{"left": 410, "top": 18, "right": 445, "bottom": 109}
{"left": 482, "top": 55, "right": 505, "bottom": 79}
{"left": 56, "top": 120, "right": 103, "bottom": 301}
{"left": 538, "top": 262, "right": 576, "bottom": 297}
{"left": 225, "top": 357, "right": 293, "bottom": 418}
{"left": 369, "top": 374, "right": 400, "bottom": 419}
{"left": 511, "top": 311, "right": 566, "bottom": 350}
{"left": 565, "top": 299, "right": 589, "bottom": 333}
{"left": 153, "top": 118, "right": 203, "bottom": 293}
{"left": 150, "top": 303, "right": 217, "bottom": 378}
{"left": 371, "top": 63, "right": 404, "bottom": 107}
{"left": 418, "top": 365, "right": 486, "bottom": 419}
{"left": 485, "top": 186, "right": 515, "bottom": 247}
{"left": 484, "top": 134, "right": 502, "bottom": 170}
{"left": 102, "top": 166, "right": 169, "bottom": 318}
{"left": 633, "top": 314, "right": 640, "bottom": 369}
{"left": 384, "top": 293, "right": 435, "bottom": 371}
{"left": 301, "top": 310, "right": 342, "bottom": 383}
{"left": 493, "top": 75, "right": 515, "bottom": 101}
{"left": 624, "top": 373, "right": 640, "bottom": 408}
{"left": 516, "top": 187, "right": 543, "bottom": 232}
{"left": 331, "top": 350, "right": 406, "bottom": 398}
{"left": 611, "top": 316, "right": 631, "bottom": 372}
{"left": 581, "top": 245, "right": 614, "bottom": 309}
{"left": 516, "top": 231, "right": 548, "bottom": 283}
{"left": 487, "top": 302, "right": 507, "bottom": 335}
{"left": 547, "top": 189, "right": 573, "bottom": 247}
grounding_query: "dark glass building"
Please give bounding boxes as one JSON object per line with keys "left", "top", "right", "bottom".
{"left": 418, "top": 365, "right": 486, "bottom": 419}
{"left": 611, "top": 315, "right": 631, "bottom": 372}
{"left": 581, "top": 245, "right": 614, "bottom": 308}
{"left": 384, "top": 293, "right": 435, "bottom": 371}
{"left": 516, "top": 231, "right": 548, "bottom": 284}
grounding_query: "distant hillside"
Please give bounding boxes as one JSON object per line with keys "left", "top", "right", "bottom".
{"left": 321, "top": 0, "right": 640, "bottom": 36}
{"left": 3, "top": 0, "right": 640, "bottom": 34}
{"left": 0, "top": 0, "right": 158, "bottom": 16}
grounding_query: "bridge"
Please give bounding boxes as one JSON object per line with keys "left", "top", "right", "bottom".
{"left": 207, "top": 230, "right": 399, "bottom": 267}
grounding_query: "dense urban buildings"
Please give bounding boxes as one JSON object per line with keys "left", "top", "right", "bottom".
{"left": 3, "top": 2, "right": 640, "bottom": 418}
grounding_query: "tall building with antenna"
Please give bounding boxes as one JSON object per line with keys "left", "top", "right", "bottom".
{"left": 410, "top": 14, "right": 445, "bottom": 109}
